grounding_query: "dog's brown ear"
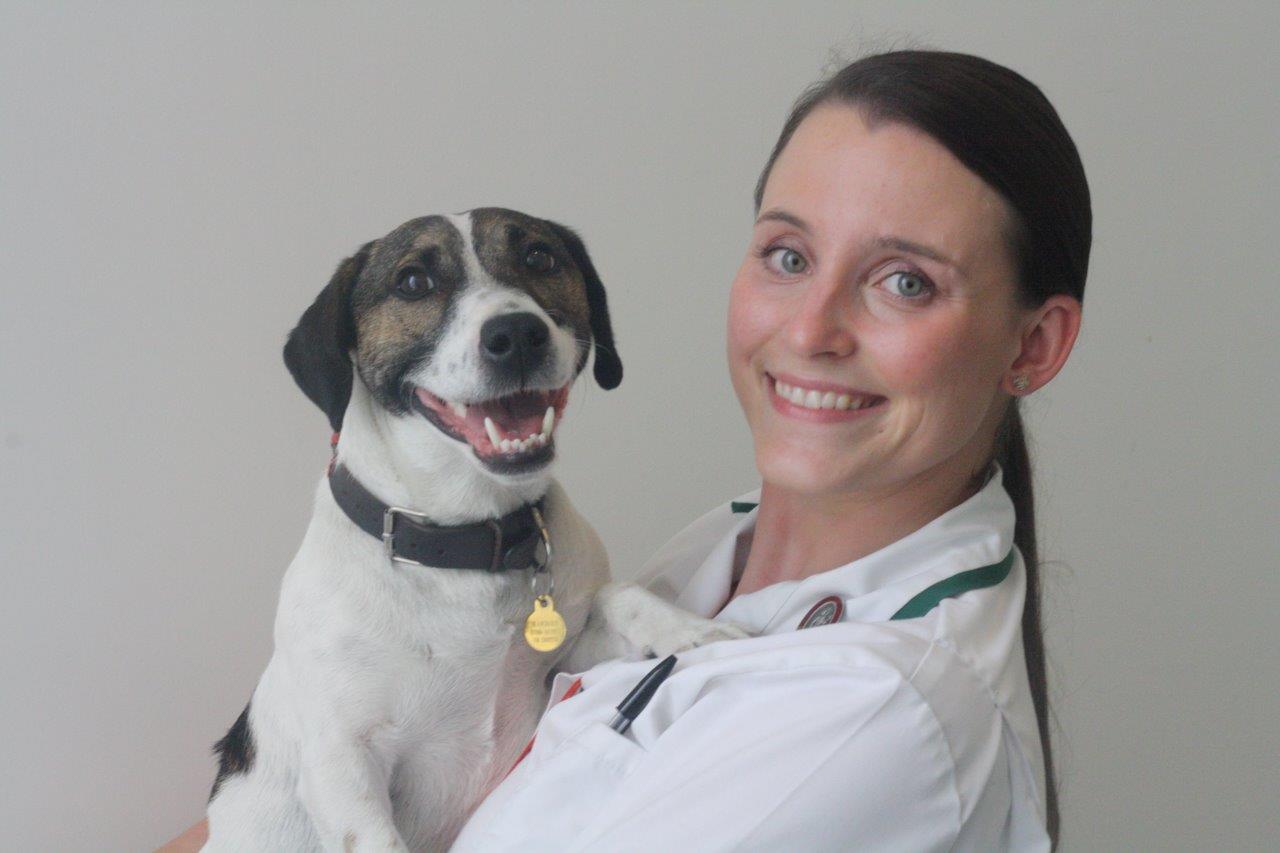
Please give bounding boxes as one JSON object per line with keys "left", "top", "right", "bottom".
{"left": 283, "top": 240, "right": 375, "bottom": 431}
{"left": 543, "top": 221, "right": 622, "bottom": 390}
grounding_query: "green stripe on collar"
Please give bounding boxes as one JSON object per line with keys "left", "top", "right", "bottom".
{"left": 890, "top": 549, "right": 1015, "bottom": 621}
{"left": 730, "top": 501, "right": 759, "bottom": 514}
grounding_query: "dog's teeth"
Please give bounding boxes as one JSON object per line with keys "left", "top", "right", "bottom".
{"left": 500, "top": 439, "right": 513, "bottom": 453}
{"left": 541, "top": 406, "right": 555, "bottom": 439}
{"left": 485, "top": 417, "right": 502, "bottom": 447}
{"left": 449, "top": 401, "right": 467, "bottom": 418}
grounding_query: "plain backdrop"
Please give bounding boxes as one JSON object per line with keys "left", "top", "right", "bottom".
{"left": 2, "top": 2, "right": 1276, "bottom": 850}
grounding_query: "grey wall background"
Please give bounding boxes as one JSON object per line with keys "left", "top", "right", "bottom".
{"left": 2, "top": 2, "right": 1276, "bottom": 850}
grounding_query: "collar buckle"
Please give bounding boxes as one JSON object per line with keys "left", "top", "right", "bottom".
{"left": 383, "top": 505, "right": 427, "bottom": 566}
{"left": 382, "top": 505, "right": 506, "bottom": 571}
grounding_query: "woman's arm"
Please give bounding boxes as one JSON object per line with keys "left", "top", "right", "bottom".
{"left": 577, "top": 667, "right": 962, "bottom": 849}
{"left": 455, "top": 663, "right": 976, "bottom": 851}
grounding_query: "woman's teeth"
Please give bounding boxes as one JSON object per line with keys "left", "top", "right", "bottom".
{"left": 773, "top": 379, "right": 879, "bottom": 411}
{"left": 484, "top": 406, "right": 557, "bottom": 454}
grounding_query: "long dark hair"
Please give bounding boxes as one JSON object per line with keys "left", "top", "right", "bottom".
{"left": 753, "top": 50, "right": 1091, "bottom": 846}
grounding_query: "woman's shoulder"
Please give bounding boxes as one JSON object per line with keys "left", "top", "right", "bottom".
{"left": 692, "top": 619, "right": 1005, "bottom": 730}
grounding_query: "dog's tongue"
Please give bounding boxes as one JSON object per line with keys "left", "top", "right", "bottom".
{"left": 467, "top": 391, "right": 549, "bottom": 439}
{"left": 415, "top": 385, "right": 570, "bottom": 455}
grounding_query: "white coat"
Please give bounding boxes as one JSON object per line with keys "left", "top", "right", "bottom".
{"left": 450, "top": 464, "right": 1051, "bottom": 851}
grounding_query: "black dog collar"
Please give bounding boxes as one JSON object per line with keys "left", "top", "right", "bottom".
{"left": 328, "top": 463, "right": 547, "bottom": 573}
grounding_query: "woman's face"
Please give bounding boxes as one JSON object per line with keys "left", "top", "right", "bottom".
{"left": 728, "top": 104, "right": 1030, "bottom": 499}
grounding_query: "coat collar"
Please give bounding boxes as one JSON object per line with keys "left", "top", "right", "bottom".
{"left": 659, "top": 463, "right": 1015, "bottom": 634}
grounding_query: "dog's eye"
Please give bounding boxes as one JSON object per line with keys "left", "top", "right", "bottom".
{"left": 394, "top": 268, "right": 434, "bottom": 299}
{"left": 524, "top": 246, "right": 556, "bottom": 273}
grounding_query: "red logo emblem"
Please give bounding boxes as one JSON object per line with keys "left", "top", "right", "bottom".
{"left": 798, "top": 595, "right": 844, "bottom": 629}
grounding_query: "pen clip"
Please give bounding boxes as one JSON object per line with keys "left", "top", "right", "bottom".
{"left": 608, "top": 654, "right": 677, "bottom": 734}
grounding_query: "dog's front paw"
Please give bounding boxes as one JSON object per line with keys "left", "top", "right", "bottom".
{"left": 645, "top": 617, "right": 754, "bottom": 658}
{"left": 585, "top": 582, "right": 757, "bottom": 664}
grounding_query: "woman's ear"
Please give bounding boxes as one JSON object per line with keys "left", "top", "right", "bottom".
{"left": 1005, "top": 294, "right": 1082, "bottom": 395}
{"left": 282, "top": 240, "right": 376, "bottom": 431}
{"left": 543, "top": 220, "right": 623, "bottom": 390}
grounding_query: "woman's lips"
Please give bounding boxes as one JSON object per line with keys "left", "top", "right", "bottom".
{"left": 765, "top": 372, "right": 886, "bottom": 421}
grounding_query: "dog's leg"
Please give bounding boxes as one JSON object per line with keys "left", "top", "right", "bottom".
{"left": 562, "top": 581, "right": 752, "bottom": 671}
{"left": 296, "top": 734, "right": 408, "bottom": 853}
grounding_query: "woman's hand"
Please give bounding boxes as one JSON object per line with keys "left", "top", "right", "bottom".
{"left": 155, "top": 818, "right": 207, "bottom": 852}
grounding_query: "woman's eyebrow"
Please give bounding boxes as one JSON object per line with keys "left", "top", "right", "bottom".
{"left": 873, "top": 236, "right": 961, "bottom": 272}
{"left": 756, "top": 209, "right": 962, "bottom": 274}
{"left": 755, "top": 208, "right": 810, "bottom": 233}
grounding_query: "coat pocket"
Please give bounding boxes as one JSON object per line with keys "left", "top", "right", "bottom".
{"left": 451, "top": 721, "right": 646, "bottom": 851}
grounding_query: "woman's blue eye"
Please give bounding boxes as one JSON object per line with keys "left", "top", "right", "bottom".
{"left": 885, "top": 271, "right": 931, "bottom": 298}
{"left": 768, "top": 247, "right": 807, "bottom": 275}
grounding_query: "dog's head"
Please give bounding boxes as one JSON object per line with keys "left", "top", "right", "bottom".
{"left": 283, "top": 208, "right": 622, "bottom": 478}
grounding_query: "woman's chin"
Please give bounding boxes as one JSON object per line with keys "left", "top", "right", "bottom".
{"left": 753, "top": 439, "right": 869, "bottom": 496}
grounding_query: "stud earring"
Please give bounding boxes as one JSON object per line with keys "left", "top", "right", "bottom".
{"left": 1012, "top": 374, "right": 1030, "bottom": 392}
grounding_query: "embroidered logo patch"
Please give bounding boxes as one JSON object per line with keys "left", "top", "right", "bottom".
{"left": 798, "top": 595, "right": 844, "bottom": 629}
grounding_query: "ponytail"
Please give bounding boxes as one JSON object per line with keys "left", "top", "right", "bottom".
{"left": 997, "top": 400, "right": 1058, "bottom": 845}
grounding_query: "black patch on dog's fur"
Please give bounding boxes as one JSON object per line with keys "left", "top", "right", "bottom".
{"left": 283, "top": 241, "right": 375, "bottom": 431}
{"left": 542, "top": 220, "right": 622, "bottom": 390}
{"left": 209, "top": 700, "right": 256, "bottom": 801}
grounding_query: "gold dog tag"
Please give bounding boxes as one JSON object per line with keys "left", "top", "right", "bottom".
{"left": 524, "top": 594, "right": 566, "bottom": 652}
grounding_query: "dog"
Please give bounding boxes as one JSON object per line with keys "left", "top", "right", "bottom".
{"left": 202, "top": 208, "right": 747, "bottom": 852}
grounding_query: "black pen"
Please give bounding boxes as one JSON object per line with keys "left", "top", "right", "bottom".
{"left": 607, "top": 654, "right": 677, "bottom": 734}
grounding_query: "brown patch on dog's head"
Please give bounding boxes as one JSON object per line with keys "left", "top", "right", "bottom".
{"left": 283, "top": 215, "right": 471, "bottom": 429}
{"left": 470, "top": 207, "right": 621, "bottom": 389}
{"left": 469, "top": 208, "right": 592, "bottom": 336}
{"left": 348, "top": 216, "right": 470, "bottom": 414}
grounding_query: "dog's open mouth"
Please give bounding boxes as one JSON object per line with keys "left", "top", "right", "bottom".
{"left": 411, "top": 384, "right": 570, "bottom": 471}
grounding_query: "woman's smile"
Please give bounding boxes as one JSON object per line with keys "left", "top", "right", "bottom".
{"left": 764, "top": 372, "right": 886, "bottom": 422}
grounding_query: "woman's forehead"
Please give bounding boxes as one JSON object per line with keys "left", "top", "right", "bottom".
{"left": 760, "top": 104, "right": 1014, "bottom": 270}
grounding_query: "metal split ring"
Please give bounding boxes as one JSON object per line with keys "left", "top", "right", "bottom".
{"left": 527, "top": 505, "right": 554, "bottom": 599}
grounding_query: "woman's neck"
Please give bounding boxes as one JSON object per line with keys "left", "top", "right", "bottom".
{"left": 730, "top": 461, "right": 985, "bottom": 600}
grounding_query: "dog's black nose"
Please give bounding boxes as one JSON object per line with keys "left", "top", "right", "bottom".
{"left": 480, "top": 312, "right": 551, "bottom": 372}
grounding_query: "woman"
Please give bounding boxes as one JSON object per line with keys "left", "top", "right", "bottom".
{"left": 450, "top": 49, "right": 1086, "bottom": 851}
{"left": 164, "top": 48, "right": 1087, "bottom": 851}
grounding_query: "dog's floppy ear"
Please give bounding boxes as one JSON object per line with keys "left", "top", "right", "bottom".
{"left": 283, "top": 240, "right": 375, "bottom": 431}
{"left": 544, "top": 221, "right": 623, "bottom": 390}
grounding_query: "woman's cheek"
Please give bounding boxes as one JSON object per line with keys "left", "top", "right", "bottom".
{"left": 726, "top": 286, "right": 768, "bottom": 415}
{"left": 906, "top": 328, "right": 999, "bottom": 438}
{"left": 727, "top": 284, "right": 778, "bottom": 371}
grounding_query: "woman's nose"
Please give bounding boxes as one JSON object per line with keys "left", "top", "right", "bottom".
{"left": 782, "top": 275, "right": 857, "bottom": 359}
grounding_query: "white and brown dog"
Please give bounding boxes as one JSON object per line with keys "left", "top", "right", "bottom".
{"left": 203, "top": 208, "right": 746, "bottom": 851}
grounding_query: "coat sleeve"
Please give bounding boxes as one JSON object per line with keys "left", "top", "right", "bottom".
{"left": 566, "top": 663, "right": 963, "bottom": 852}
